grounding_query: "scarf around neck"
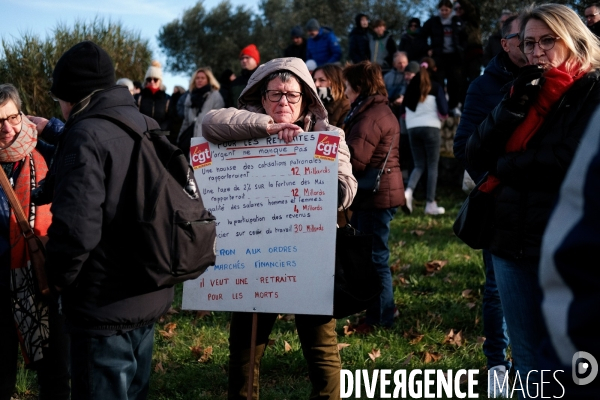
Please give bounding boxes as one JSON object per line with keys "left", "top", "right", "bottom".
{"left": 0, "top": 116, "right": 37, "bottom": 163}
{"left": 480, "top": 63, "right": 586, "bottom": 193}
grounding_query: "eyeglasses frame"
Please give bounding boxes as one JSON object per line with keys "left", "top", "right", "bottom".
{"left": 519, "top": 36, "right": 561, "bottom": 54}
{"left": 0, "top": 111, "right": 23, "bottom": 127}
{"left": 264, "top": 90, "right": 303, "bottom": 104}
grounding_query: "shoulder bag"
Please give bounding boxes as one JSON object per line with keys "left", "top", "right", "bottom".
{"left": 333, "top": 208, "right": 382, "bottom": 319}
{"left": 453, "top": 173, "right": 496, "bottom": 250}
{"left": 352, "top": 136, "right": 395, "bottom": 210}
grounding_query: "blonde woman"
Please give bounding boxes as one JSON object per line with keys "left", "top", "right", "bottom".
{"left": 178, "top": 67, "right": 224, "bottom": 142}
{"left": 466, "top": 4, "right": 600, "bottom": 395}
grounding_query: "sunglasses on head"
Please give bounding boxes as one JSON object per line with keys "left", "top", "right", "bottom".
{"left": 146, "top": 77, "right": 159, "bottom": 83}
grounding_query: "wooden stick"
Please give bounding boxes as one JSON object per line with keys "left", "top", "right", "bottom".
{"left": 247, "top": 312, "right": 258, "bottom": 400}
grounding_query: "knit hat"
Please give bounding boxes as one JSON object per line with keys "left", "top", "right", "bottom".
{"left": 51, "top": 41, "right": 115, "bottom": 103}
{"left": 145, "top": 60, "right": 163, "bottom": 81}
{"left": 239, "top": 44, "right": 260, "bottom": 65}
{"left": 291, "top": 25, "right": 304, "bottom": 38}
{"left": 305, "top": 18, "right": 320, "bottom": 32}
{"left": 406, "top": 61, "right": 420, "bottom": 74}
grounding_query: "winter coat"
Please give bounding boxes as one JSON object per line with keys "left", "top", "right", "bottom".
{"left": 368, "top": 31, "right": 397, "bottom": 72}
{"left": 323, "top": 97, "right": 350, "bottom": 128}
{"left": 138, "top": 88, "right": 170, "bottom": 130}
{"left": 306, "top": 27, "right": 342, "bottom": 66}
{"left": 465, "top": 69, "right": 600, "bottom": 263}
{"left": 398, "top": 31, "right": 428, "bottom": 62}
{"left": 421, "top": 15, "right": 465, "bottom": 60}
{"left": 46, "top": 85, "right": 174, "bottom": 334}
{"left": 284, "top": 41, "right": 307, "bottom": 61}
{"left": 178, "top": 88, "right": 224, "bottom": 140}
{"left": 229, "top": 68, "right": 256, "bottom": 108}
{"left": 202, "top": 57, "right": 357, "bottom": 210}
{"left": 348, "top": 26, "right": 370, "bottom": 63}
{"left": 454, "top": 51, "right": 518, "bottom": 182}
{"left": 344, "top": 94, "right": 405, "bottom": 210}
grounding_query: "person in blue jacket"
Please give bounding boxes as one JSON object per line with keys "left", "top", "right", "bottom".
{"left": 453, "top": 15, "right": 527, "bottom": 397}
{"left": 305, "top": 18, "right": 342, "bottom": 66}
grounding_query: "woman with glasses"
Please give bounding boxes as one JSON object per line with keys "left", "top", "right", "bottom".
{"left": 466, "top": 4, "right": 600, "bottom": 395}
{"left": 342, "top": 61, "right": 405, "bottom": 334}
{"left": 138, "top": 60, "right": 170, "bottom": 130}
{"left": 0, "top": 84, "right": 70, "bottom": 400}
{"left": 202, "top": 57, "right": 356, "bottom": 400}
{"left": 312, "top": 64, "right": 350, "bottom": 128}
{"left": 177, "top": 67, "right": 224, "bottom": 153}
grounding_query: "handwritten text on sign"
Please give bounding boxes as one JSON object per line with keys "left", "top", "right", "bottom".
{"left": 182, "top": 133, "right": 339, "bottom": 315}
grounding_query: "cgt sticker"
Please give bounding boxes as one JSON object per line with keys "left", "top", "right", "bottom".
{"left": 314, "top": 134, "right": 340, "bottom": 161}
{"left": 190, "top": 142, "right": 212, "bottom": 169}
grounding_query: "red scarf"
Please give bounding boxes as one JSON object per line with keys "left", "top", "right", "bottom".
{"left": 480, "top": 63, "right": 586, "bottom": 193}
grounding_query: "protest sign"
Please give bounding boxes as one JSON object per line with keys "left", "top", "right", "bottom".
{"left": 182, "top": 132, "right": 340, "bottom": 315}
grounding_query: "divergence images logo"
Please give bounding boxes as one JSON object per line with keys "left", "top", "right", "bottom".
{"left": 314, "top": 134, "right": 340, "bottom": 161}
{"left": 190, "top": 143, "right": 212, "bottom": 169}
{"left": 572, "top": 351, "right": 598, "bottom": 385}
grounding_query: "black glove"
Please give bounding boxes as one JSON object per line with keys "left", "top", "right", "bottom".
{"left": 507, "top": 65, "right": 545, "bottom": 113}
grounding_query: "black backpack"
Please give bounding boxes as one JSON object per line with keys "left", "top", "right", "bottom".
{"left": 82, "top": 113, "right": 217, "bottom": 287}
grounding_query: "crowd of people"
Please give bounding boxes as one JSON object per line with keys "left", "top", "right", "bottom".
{"left": 1, "top": 2, "right": 600, "bottom": 400}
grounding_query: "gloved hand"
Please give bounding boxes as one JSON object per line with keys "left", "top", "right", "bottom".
{"left": 507, "top": 65, "right": 545, "bottom": 113}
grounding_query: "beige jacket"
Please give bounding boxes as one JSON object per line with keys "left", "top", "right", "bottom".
{"left": 202, "top": 57, "right": 356, "bottom": 209}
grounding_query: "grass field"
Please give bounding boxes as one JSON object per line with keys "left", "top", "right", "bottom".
{"left": 15, "top": 185, "right": 512, "bottom": 399}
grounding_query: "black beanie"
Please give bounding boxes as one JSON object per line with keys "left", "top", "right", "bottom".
{"left": 51, "top": 41, "right": 115, "bottom": 103}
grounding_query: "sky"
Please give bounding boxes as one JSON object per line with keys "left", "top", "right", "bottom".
{"left": 1, "top": 0, "right": 259, "bottom": 92}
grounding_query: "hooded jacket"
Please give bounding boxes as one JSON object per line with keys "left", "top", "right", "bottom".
{"left": 348, "top": 14, "right": 370, "bottom": 63}
{"left": 306, "top": 28, "right": 342, "bottom": 66}
{"left": 46, "top": 85, "right": 174, "bottom": 334}
{"left": 202, "top": 57, "right": 356, "bottom": 210}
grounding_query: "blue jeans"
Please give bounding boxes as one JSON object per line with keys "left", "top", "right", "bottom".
{"left": 482, "top": 250, "right": 511, "bottom": 370}
{"left": 351, "top": 207, "right": 397, "bottom": 327}
{"left": 70, "top": 324, "right": 155, "bottom": 400}
{"left": 492, "top": 255, "right": 545, "bottom": 399}
{"left": 406, "top": 127, "right": 441, "bottom": 202}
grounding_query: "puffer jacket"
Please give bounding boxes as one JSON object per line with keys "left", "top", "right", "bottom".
{"left": 202, "top": 57, "right": 357, "bottom": 210}
{"left": 138, "top": 88, "right": 170, "bottom": 130}
{"left": 344, "top": 95, "right": 405, "bottom": 209}
{"left": 466, "top": 69, "right": 600, "bottom": 263}
{"left": 306, "top": 28, "right": 342, "bottom": 66}
{"left": 178, "top": 88, "right": 224, "bottom": 140}
{"left": 46, "top": 85, "right": 174, "bottom": 333}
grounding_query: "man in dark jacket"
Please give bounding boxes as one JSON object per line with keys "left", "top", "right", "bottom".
{"left": 46, "top": 41, "right": 174, "bottom": 399}
{"left": 453, "top": 16, "right": 526, "bottom": 398}
{"left": 229, "top": 44, "right": 260, "bottom": 108}
{"left": 368, "top": 19, "right": 397, "bottom": 74}
{"left": 348, "top": 13, "right": 370, "bottom": 63}
{"left": 305, "top": 18, "right": 342, "bottom": 66}
{"left": 398, "top": 18, "right": 428, "bottom": 62}
{"left": 284, "top": 26, "right": 307, "bottom": 60}
{"left": 585, "top": 3, "right": 600, "bottom": 38}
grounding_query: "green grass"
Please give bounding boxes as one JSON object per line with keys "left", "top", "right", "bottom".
{"left": 15, "top": 185, "right": 511, "bottom": 400}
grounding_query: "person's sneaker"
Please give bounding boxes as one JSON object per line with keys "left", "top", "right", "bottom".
{"left": 425, "top": 201, "right": 445, "bottom": 215}
{"left": 404, "top": 188, "right": 413, "bottom": 213}
{"left": 488, "top": 365, "right": 509, "bottom": 398}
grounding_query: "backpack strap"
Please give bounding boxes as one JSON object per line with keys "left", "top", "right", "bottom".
{"left": 76, "top": 113, "right": 165, "bottom": 140}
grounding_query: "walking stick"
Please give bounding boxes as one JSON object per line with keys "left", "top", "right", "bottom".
{"left": 247, "top": 312, "right": 258, "bottom": 400}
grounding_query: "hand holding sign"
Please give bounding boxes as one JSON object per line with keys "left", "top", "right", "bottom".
{"left": 266, "top": 122, "right": 303, "bottom": 143}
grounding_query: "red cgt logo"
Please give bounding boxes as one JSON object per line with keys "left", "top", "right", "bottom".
{"left": 190, "top": 142, "right": 212, "bottom": 169}
{"left": 314, "top": 134, "right": 340, "bottom": 161}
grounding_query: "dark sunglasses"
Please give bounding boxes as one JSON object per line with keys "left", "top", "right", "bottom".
{"left": 146, "top": 77, "right": 160, "bottom": 83}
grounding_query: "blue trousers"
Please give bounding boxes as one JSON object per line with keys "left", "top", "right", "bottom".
{"left": 493, "top": 255, "right": 546, "bottom": 399}
{"left": 351, "top": 207, "right": 397, "bottom": 327}
{"left": 482, "top": 250, "right": 511, "bottom": 369}
{"left": 70, "top": 323, "right": 155, "bottom": 400}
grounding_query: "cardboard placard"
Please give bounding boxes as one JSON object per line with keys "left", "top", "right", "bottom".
{"left": 182, "top": 132, "right": 340, "bottom": 315}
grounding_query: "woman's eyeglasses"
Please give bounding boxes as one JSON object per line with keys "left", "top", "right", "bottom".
{"left": 0, "top": 112, "right": 22, "bottom": 127}
{"left": 520, "top": 36, "right": 560, "bottom": 54}
{"left": 264, "top": 90, "right": 303, "bottom": 104}
{"left": 146, "top": 77, "right": 160, "bottom": 83}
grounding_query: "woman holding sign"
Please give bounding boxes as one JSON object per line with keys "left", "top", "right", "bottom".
{"left": 202, "top": 57, "right": 356, "bottom": 400}
{"left": 342, "top": 61, "right": 405, "bottom": 334}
